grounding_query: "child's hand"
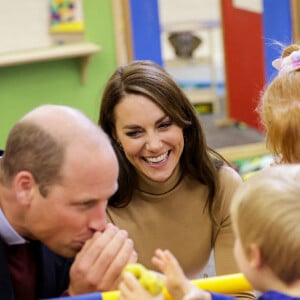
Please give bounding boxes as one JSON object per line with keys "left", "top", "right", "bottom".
{"left": 119, "top": 271, "right": 164, "bottom": 300}
{"left": 123, "top": 263, "right": 163, "bottom": 295}
{"left": 152, "top": 249, "right": 206, "bottom": 300}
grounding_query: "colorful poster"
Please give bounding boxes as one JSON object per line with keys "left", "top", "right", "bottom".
{"left": 50, "top": 0, "right": 84, "bottom": 33}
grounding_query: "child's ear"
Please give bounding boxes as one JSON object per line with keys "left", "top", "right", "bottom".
{"left": 248, "top": 244, "right": 263, "bottom": 269}
{"left": 12, "top": 171, "right": 36, "bottom": 206}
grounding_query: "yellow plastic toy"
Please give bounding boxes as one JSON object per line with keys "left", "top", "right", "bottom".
{"left": 101, "top": 264, "right": 252, "bottom": 300}
{"left": 123, "top": 263, "right": 163, "bottom": 296}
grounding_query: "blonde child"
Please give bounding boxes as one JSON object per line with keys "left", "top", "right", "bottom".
{"left": 119, "top": 165, "right": 300, "bottom": 300}
{"left": 258, "top": 44, "right": 300, "bottom": 164}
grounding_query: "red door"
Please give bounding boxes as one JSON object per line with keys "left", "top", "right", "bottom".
{"left": 221, "top": 0, "right": 265, "bottom": 131}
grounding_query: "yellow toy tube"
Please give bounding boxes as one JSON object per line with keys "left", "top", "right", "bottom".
{"left": 102, "top": 273, "right": 252, "bottom": 300}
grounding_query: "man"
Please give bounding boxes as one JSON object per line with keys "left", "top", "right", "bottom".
{"left": 0, "top": 104, "right": 137, "bottom": 299}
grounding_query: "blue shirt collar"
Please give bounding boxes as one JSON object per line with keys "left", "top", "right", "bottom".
{"left": 0, "top": 208, "right": 26, "bottom": 245}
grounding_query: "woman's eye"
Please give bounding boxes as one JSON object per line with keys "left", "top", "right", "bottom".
{"left": 159, "top": 121, "right": 172, "bottom": 128}
{"left": 126, "top": 130, "right": 142, "bottom": 137}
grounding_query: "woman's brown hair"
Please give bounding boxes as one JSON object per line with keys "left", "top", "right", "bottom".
{"left": 99, "top": 60, "right": 228, "bottom": 222}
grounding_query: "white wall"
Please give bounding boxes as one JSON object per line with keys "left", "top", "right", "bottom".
{"left": 158, "top": 0, "right": 224, "bottom": 66}
{"left": 158, "top": 0, "right": 220, "bottom": 22}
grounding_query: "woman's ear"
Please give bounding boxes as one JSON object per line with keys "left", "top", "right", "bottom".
{"left": 112, "top": 130, "right": 119, "bottom": 144}
{"left": 112, "top": 132, "right": 123, "bottom": 150}
{"left": 12, "top": 171, "right": 36, "bottom": 206}
{"left": 248, "top": 243, "right": 263, "bottom": 269}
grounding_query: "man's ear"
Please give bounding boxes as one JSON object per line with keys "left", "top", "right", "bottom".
{"left": 248, "top": 243, "right": 263, "bottom": 269}
{"left": 12, "top": 171, "right": 36, "bottom": 206}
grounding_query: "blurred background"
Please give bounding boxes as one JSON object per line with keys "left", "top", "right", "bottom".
{"left": 0, "top": 0, "right": 298, "bottom": 168}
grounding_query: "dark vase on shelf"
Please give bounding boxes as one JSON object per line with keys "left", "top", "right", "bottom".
{"left": 168, "top": 31, "right": 202, "bottom": 58}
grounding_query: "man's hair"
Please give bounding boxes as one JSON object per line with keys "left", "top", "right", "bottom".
{"left": 230, "top": 165, "right": 300, "bottom": 283}
{"left": 0, "top": 120, "right": 64, "bottom": 196}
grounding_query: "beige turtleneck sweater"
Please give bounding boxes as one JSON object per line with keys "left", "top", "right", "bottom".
{"left": 107, "top": 166, "right": 254, "bottom": 298}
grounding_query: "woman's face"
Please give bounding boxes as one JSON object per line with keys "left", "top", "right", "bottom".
{"left": 114, "top": 94, "right": 184, "bottom": 182}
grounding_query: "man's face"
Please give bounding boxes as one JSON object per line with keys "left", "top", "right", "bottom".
{"left": 26, "top": 142, "right": 119, "bottom": 258}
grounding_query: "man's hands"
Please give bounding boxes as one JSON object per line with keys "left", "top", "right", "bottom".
{"left": 68, "top": 223, "right": 137, "bottom": 295}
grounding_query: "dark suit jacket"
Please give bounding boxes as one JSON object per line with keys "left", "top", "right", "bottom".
{"left": 0, "top": 238, "right": 73, "bottom": 299}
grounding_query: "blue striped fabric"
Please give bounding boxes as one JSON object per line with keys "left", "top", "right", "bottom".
{"left": 43, "top": 292, "right": 102, "bottom": 300}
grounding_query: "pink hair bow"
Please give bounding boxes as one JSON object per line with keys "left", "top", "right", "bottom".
{"left": 272, "top": 50, "right": 300, "bottom": 75}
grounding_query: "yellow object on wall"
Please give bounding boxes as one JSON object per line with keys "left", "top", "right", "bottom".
{"left": 50, "top": 21, "right": 84, "bottom": 33}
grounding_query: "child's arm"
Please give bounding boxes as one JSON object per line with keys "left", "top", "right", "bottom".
{"left": 119, "top": 249, "right": 212, "bottom": 300}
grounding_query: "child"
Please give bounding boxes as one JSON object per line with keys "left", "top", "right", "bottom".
{"left": 119, "top": 164, "right": 300, "bottom": 300}
{"left": 258, "top": 44, "right": 300, "bottom": 164}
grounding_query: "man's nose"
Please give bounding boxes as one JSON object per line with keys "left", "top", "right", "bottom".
{"left": 88, "top": 205, "right": 107, "bottom": 232}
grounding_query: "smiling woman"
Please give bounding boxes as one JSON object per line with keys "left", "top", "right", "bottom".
{"left": 99, "top": 60, "right": 255, "bottom": 300}
{"left": 113, "top": 93, "right": 184, "bottom": 182}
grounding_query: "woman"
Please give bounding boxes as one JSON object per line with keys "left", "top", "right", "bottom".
{"left": 99, "top": 60, "right": 253, "bottom": 298}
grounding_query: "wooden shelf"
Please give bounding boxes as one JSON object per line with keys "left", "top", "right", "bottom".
{"left": 162, "top": 19, "right": 220, "bottom": 114}
{"left": 217, "top": 142, "right": 268, "bottom": 162}
{"left": 185, "top": 87, "right": 218, "bottom": 101}
{"left": 164, "top": 56, "right": 213, "bottom": 67}
{"left": 0, "top": 43, "right": 101, "bottom": 84}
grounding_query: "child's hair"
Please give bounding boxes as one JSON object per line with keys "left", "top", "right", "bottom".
{"left": 230, "top": 165, "right": 300, "bottom": 284}
{"left": 257, "top": 44, "right": 300, "bottom": 163}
